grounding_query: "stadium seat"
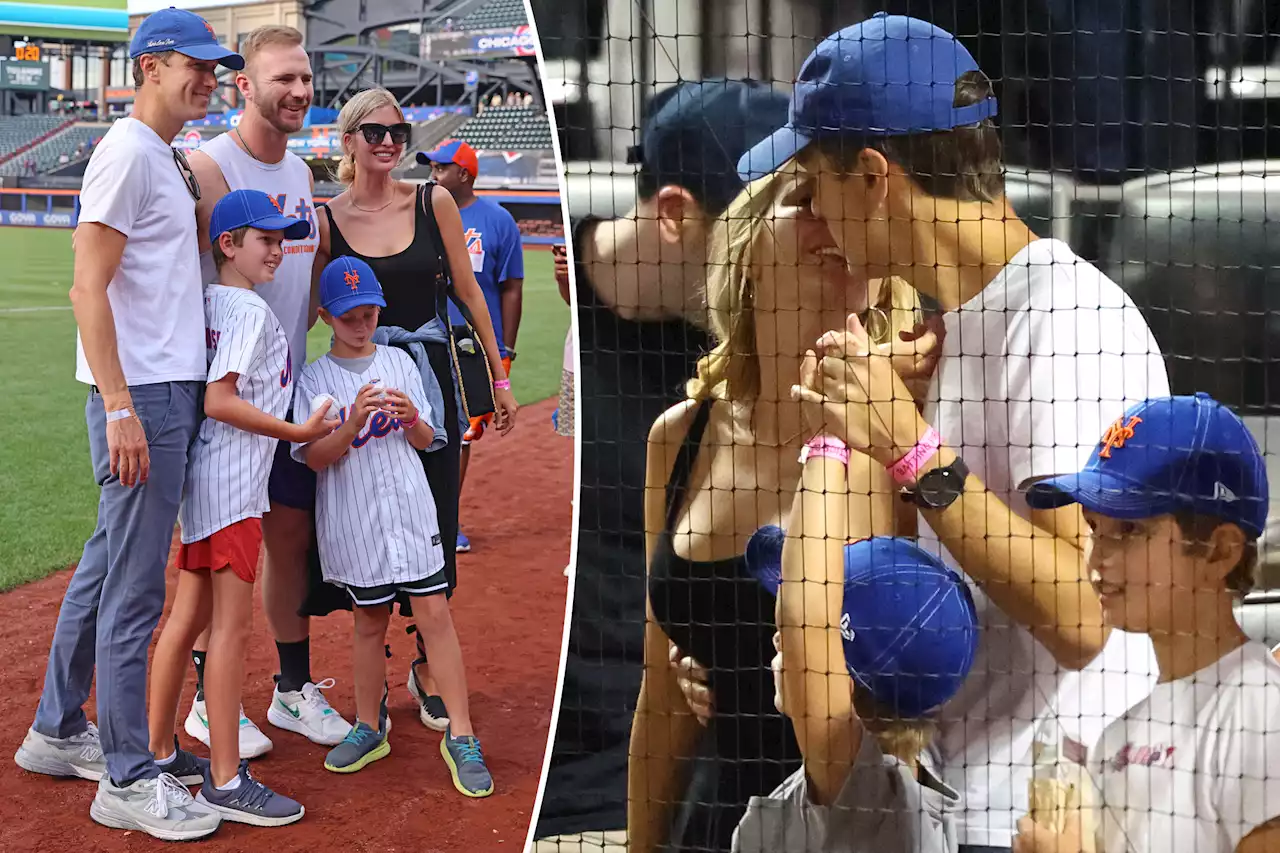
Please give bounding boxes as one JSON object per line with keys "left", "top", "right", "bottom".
{"left": 1104, "top": 161, "right": 1280, "bottom": 412}
{"left": 455, "top": 106, "right": 552, "bottom": 151}
{"left": 453, "top": 0, "right": 527, "bottom": 31}
{"left": 0, "top": 116, "right": 66, "bottom": 164}
{"left": 1003, "top": 167, "right": 1071, "bottom": 243}
{"left": 0, "top": 125, "right": 102, "bottom": 176}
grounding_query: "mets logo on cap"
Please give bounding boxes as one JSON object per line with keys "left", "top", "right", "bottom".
{"left": 320, "top": 256, "right": 386, "bottom": 317}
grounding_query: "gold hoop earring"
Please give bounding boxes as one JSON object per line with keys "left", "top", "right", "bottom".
{"left": 862, "top": 305, "right": 889, "bottom": 344}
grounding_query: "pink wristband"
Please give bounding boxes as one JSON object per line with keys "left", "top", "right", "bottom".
{"left": 889, "top": 427, "right": 943, "bottom": 486}
{"left": 401, "top": 414, "right": 419, "bottom": 430}
{"left": 799, "top": 434, "right": 851, "bottom": 467}
{"left": 493, "top": 379, "right": 511, "bottom": 391}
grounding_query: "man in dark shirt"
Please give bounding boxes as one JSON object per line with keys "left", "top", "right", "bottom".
{"left": 533, "top": 80, "right": 788, "bottom": 851}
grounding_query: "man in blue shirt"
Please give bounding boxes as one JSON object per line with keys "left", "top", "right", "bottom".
{"left": 418, "top": 139, "right": 525, "bottom": 554}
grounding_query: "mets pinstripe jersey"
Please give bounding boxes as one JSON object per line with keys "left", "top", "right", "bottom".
{"left": 179, "top": 284, "right": 294, "bottom": 544}
{"left": 198, "top": 133, "right": 319, "bottom": 371}
{"left": 291, "top": 345, "right": 446, "bottom": 589}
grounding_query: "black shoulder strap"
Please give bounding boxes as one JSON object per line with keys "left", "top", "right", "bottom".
{"left": 664, "top": 399, "right": 715, "bottom": 531}
{"left": 417, "top": 182, "right": 481, "bottom": 330}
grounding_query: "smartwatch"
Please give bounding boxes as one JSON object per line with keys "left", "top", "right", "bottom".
{"left": 900, "top": 457, "right": 970, "bottom": 510}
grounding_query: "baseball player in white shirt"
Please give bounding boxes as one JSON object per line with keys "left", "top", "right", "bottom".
{"left": 145, "top": 190, "right": 335, "bottom": 828}
{"left": 292, "top": 256, "right": 494, "bottom": 795}
{"left": 1015, "top": 393, "right": 1280, "bottom": 853}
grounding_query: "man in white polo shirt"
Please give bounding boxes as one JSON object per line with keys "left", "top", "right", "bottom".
{"left": 12, "top": 8, "right": 244, "bottom": 842}
{"left": 739, "top": 15, "right": 1170, "bottom": 852}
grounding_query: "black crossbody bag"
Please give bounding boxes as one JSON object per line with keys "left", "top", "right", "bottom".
{"left": 418, "top": 182, "right": 496, "bottom": 419}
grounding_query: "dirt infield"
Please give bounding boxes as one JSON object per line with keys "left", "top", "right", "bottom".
{"left": 0, "top": 398, "right": 571, "bottom": 853}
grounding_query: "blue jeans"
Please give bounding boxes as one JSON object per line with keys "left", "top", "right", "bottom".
{"left": 33, "top": 381, "right": 200, "bottom": 786}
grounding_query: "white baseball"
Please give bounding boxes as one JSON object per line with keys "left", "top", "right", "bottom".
{"left": 311, "top": 393, "right": 341, "bottom": 421}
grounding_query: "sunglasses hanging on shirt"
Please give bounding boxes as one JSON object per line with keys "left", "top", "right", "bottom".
{"left": 171, "top": 148, "right": 201, "bottom": 202}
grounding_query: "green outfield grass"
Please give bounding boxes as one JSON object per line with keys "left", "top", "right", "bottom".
{"left": 0, "top": 228, "right": 568, "bottom": 592}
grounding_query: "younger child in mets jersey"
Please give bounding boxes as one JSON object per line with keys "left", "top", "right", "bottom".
{"left": 147, "top": 190, "right": 336, "bottom": 828}
{"left": 1016, "top": 394, "right": 1280, "bottom": 853}
{"left": 291, "top": 256, "right": 495, "bottom": 795}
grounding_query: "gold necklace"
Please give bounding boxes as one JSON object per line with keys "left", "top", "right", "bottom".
{"left": 349, "top": 192, "right": 397, "bottom": 213}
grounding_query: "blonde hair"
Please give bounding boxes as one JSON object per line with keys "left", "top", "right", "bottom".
{"left": 335, "top": 88, "right": 405, "bottom": 185}
{"left": 239, "top": 25, "right": 303, "bottom": 69}
{"left": 853, "top": 690, "right": 937, "bottom": 766}
{"left": 687, "top": 171, "right": 923, "bottom": 401}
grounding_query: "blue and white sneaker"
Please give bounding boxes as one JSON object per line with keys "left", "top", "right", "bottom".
{"left": 440, "top": 727, "right": 494, "bottom": 798}
{"left": 196, "top": 761, "right": 304, "bottom": 827}
{"left": 456, "top": 531, "right": 472, "bottom": 553}
{"left": 323, "top": 722, "right": 390, "bottom": 774}
{"left": 155, "top": 736, "right": 209, "bottom": 787}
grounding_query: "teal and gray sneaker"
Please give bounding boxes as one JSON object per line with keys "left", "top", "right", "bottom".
{"left": 323, "top": 722, "right": 389, "bottom": 774}
{"left": 439, "top": 727, "right": 493, "bottom": 798}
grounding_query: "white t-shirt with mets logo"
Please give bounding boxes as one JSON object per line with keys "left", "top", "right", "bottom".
{"left": 179, "top": 284, "right": 293, "bottom": 543}
{"left": 1092, "top": 641, "right": 1280, "bottom": 853}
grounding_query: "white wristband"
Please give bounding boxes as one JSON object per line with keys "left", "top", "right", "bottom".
{"left": 104, "top": 409, "right": 133, "bottom": 423}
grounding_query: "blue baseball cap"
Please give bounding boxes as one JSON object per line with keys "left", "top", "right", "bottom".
{"left": 1023, "top": 393, "right": 1269, "bottom": 538}
{"left": 319, "top": 256, "right": 386, "bottom": 317}
{"left": 738, "top": 13, "right": 998, "bottom": 182}
{"left": 210, "top": 189, "right": 311, "bottom": 242}
{"left": 745, "top": 527, "right": 979, "bottom": 718}
{"left": 130, "top": 7, "right": 244, "bottom": 70}
{"left": 628, "top": 78, "right": 789, "bottom": 216}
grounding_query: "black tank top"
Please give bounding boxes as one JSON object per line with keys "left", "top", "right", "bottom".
{"left": 647, "top": 399, "right": 802, "bottom": 851}
{"left": 323, "top": 183, "right": 448, "bottom": 331}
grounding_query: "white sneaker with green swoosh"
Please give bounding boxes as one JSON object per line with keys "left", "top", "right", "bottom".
{"left": 184, "top": 697, "right": 274, "bottom": 759}
{"left": 265, "top": 678, "right": 353, "bottom": 746}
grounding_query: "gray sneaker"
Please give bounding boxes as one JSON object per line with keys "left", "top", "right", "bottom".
{"left": 439, "top": 727, "right": 494, "bottom": 798}
{"left": 14, "top": 723, "right": 105, "bottom": 781}
{"left": 89, "top": 772, "right": 221, "bottom": 841}
{"left": 196, "top": 760, "right": 304, "bottom": 827}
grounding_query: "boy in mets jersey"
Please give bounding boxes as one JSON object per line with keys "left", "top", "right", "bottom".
{"left": 147, "top": 189, "right": 335, "bottom": 827}
{"left": 291, "top": 256, "right": 494, "bottom": 795}
{"left": 1017, "top": 393, "right": 1280, "bottom": 853}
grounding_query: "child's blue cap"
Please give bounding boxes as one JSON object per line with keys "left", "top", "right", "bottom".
{"left": 738, "top": 12, "right": 998, "bottom": 181}
{"left": 210, "top": 189, "right": 311, "bottom": 242}
{"left": 130, "top": 7, "right": 244, "bottom": 70}
{"left": 745, "top": 527, "right": 979, "bottom": 718}
{"left": 319, "top": 256, "right": 386, "bottom": 317}
{"left": 1023, "top": 393, "right": 1269, "bottom": 538}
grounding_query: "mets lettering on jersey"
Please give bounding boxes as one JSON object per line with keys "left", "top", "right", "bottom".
{"left": 179, "top": 285, "right": 294, "bottom": 544}
{"left": 291, "top": 345, "right": 445, "bottom": 589}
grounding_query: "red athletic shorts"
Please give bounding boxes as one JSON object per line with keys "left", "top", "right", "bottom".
{"left": 463, "top": 356, "right": 513, "bottom": 443}
{"left": 176, "top": 517, "right": 263, "bottom": 584}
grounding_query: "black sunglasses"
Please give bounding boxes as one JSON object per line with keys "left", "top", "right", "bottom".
{"left": 357, "top": 122, "right": 412, "bottom": 146}
{"left": 171, "top": 147, "right": 201, "bottom": 202}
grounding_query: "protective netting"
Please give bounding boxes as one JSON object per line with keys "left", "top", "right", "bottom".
{"left": 530, "top": 2, "right": 1280, "bottom": 852}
